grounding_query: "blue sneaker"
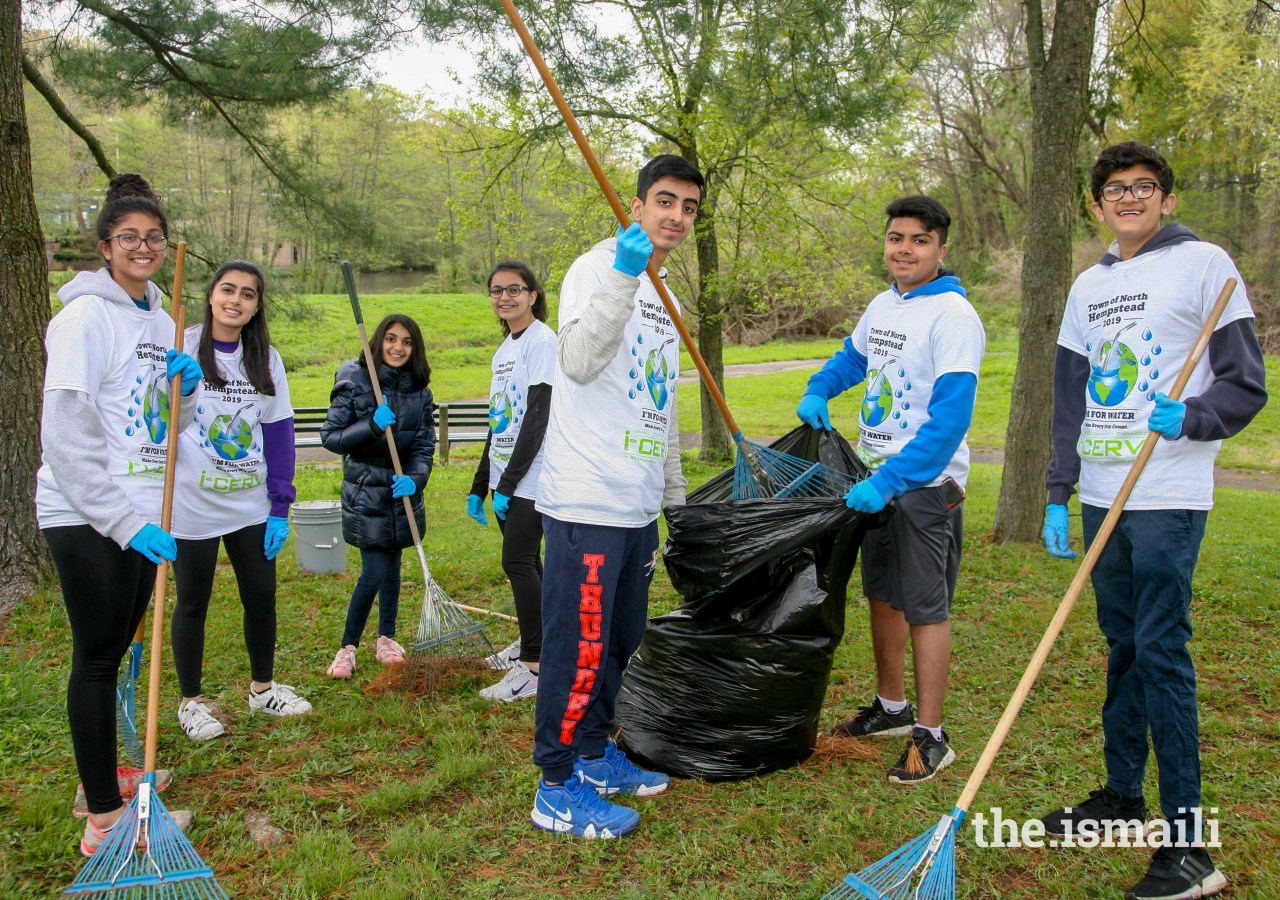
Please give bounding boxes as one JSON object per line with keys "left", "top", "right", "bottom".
{"left": 575, "top": 742, "right": 670, "bottom": 797}
{"left": 531, "top": 775, "right": 641, "bottom": 838}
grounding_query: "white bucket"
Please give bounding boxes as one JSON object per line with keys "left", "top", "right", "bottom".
{"left": 290, "top": 500, "right": 347, "bottom": 574}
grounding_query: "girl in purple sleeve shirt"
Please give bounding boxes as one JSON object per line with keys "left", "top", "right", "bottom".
{"left": 169, "top": 261, "right": 312, "bottom": 741}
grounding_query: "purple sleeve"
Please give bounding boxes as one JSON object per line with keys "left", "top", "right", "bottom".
{"left": 262, "top": 417, "right": 297, "bottom": 518}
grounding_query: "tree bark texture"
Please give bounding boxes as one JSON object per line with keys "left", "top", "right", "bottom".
{"left": 0, "top": 0, "right": 52, "bottom": 618}
{"left": 693, "top": 183, "right": 732, "bottom": 461}
{"left": 993, "top": 0, "right": 1098, "bottom": 543}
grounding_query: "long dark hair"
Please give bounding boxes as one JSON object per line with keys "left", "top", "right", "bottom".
{"left": 97, "top": 174, "right": 169, "bottom": 250}
{"left": 369, "top": 313, "right": 430, "bottom": 389}
{"left": 198, "top": 260, "right": 276, "bottom": 395}
{"left": 487, "top": 259, "right": 548, "bottom": 337}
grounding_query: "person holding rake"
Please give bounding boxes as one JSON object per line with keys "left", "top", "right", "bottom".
{"left": 36, "top": 174, "right": 201, "bottom": 854}
{"left": 322, "top": 313, "right": 436, "bottom": 678}
{"left": 1039, "top": 141, "right": 1266, "bottom": 900}
{"left": 529, "top": 154, "right": 696, "bottom": 839}
{"left": 168, "top": 260, "right": 312, "bottom": 741}
{"left": 468, "top": 260, "right": 557, "bottom": 703}
{"left": 797, "top": 195, "right": 985, "bottom": 785}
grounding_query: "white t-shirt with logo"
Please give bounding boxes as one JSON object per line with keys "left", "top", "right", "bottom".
{"left": 171, "top": 326, "right": 293, "bottom": 539}
{"left": 537, "top": 238, "right": 681, "bottom": 527}
{"left": 487, "top": 319, "right": 557, "bottom": 499}
{"left": 1058, "top": 241, "right": 1252, "bottom": 511}
{"left": 36, "top": 295, "right": 181, "bottom": 529}
{"left": 850, "top": 287, "right": 986, "bottom": 489}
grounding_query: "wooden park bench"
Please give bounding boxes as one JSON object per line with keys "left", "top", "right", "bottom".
{"left": 293, "top": 401, "right": 489, "bottom": 463}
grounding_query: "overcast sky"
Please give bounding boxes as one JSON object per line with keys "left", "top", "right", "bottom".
{"left": 372, "top": 36, "right": 481, "bottom": 104}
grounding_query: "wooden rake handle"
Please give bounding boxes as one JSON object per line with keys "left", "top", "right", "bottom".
{"left": 143, "top": 242, "right": 188, "bottom": 773}
{"left": 955, "top": 277, "right": 1238, "bottom": 814}
{"left": 495, "top": 0, "right": 744, "bottom": 441}
{"left": 340, "top": 263, "right": 425, "bottom": 551}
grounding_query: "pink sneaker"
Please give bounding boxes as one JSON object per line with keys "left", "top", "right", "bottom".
{"left": 375, "top": 636, "right": 406, "bottom": 665}
{"left": 327, "top": 645, "right": 357, "bottom": 679}
{"left": 73, "top": 768, "right": 173, "bottom": 818}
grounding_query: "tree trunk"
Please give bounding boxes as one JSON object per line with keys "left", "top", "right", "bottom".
{"left": 0, "top": 0, "right": 52, "bottom": 618}
{"left": 692, "top": 181, "right": 732, "bottom": 461}
{"left": 993, "top": 0, "right": 1098, "bottom": 542}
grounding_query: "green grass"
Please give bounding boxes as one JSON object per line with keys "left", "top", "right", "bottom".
{"left": 2, "top": 458, "right": 1278, "bottom": 898}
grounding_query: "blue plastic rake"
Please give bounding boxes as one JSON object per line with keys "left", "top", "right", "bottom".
{"left": 64, "top": 777, "right": 227, "bottom": 898}
{"left": 66, "top": 244, "right": 227, "bottom": 899}
{"left": 820, "top": 278, "right": 1239, "bottom": 900}
{"left": 731, "top": 441, "right": 857, "bottom": 500}
{"left": 115, "top": 623, "right": 144, "bottom": 767}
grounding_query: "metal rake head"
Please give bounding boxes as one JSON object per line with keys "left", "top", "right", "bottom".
{"left": 732, "top": 441, "right": 857, "bottom": 500}
{"left": 821, "top": 809, "right": 962, "bottom": 900}
{"left": 64, "top": 780, "right": 227, "bottom": 898}
{"left": 403, "top": 575, "right": 495, "bottom": 694}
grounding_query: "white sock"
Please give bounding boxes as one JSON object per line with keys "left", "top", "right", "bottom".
{"left": 877, "top": 694, "right": 909, "bottom": 715}
{"left": 918, "top": 724, "right": 944, "bottom": 742}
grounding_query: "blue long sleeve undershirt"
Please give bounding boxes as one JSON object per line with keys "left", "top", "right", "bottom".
{"left": 804, "top": 341, "right": 976, "bottom": 500}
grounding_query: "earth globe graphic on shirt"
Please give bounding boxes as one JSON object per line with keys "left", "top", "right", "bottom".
{"left": 644, "top": 340, "right": 675, "bottom": 410}
{"left": 489, "top": 388, "right": 514, "bottom": 434}
{"left": 1088, "top": 325, "right": 1140, "bottom": 407}
{"left": 861, "top": 368, "right": 895, "bottom": 427}
{"left": 141, "top": 366, "right": 170, "bottom": 443}
{"left": 208, "top": 405, "right": 255, "bottom": 461}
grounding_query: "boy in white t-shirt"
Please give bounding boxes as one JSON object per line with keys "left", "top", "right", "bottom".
{"left": 1037, "top": 142, "right": 1265, "bottom": 900}
{"left": 529, "top": 155, "right": 697, "bottom": 839}
{"left": 796, "top": 195, "right": 985, "bottom": 785}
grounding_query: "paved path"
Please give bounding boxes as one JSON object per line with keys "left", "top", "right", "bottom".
{"left": 677, "top": 358, "right": 826, "bottom": 384}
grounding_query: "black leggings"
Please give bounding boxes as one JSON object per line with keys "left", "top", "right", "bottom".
{"left": 44, "top": 525, "right": 154, "bottom": 815}
{"left": 172, "top": 522, "right": 276, "bottom": 698}
{"left": 497, "top": 495, "right": 543, "bottom": 664}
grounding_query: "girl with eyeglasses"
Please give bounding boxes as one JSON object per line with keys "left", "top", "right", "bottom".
{"left": 36, "top": 174, "right": 201, "bottom": 855}
{"left": 467, "top": 261, "right": 556, "bottom": 702}
{"left": 168, "top": 261, "right": 312, "bottom": 741}
{"left": 321, "top": 314, "right": 436, "bottom": 678}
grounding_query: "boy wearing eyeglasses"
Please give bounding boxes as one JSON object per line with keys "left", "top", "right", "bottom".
{"left": 529, "top": 155, "right": 701, "bottom": 839}
{"left": 1038, "top": 141, "right": 1266, "bottom": 900}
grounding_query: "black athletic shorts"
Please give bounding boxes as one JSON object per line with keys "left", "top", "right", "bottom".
{"left": 860, "top": 484, "right": 963, "bottom": 626}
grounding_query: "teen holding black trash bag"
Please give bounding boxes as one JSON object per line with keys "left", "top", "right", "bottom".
{"left": 35, "top": 174, "right": 201, "bottom": 854}
{"left": 321, "top": 314, "right": 436, "bottom": 679}
{"left": 467, "top": 261, "right": 556, "bottom": 703}
{"left": 796, "top": 195, "right": 985, "bottom": 785}
{"left": 169, "top": 261, "right": 312, "bottom": 742}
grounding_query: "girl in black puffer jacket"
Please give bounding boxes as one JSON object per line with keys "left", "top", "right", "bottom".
{"left": 320, "top": 314, "right": 435, "bottom": 677}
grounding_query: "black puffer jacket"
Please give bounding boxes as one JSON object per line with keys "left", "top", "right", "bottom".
{"left": 320, "top": 361, "right": 436, "bottom": 551}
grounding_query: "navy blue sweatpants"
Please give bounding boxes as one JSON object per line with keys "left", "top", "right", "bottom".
{"left": 533, "top": 515, "right": 659, "bottom": 783}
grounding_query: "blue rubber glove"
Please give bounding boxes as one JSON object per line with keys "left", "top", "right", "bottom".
{"left": 372, "top": 395, "right": 396, "bottom": 431}
{"left": 493, "top": 491, "right": 511, "bottom": 521}
{"left": 613, "top": 223, "right": 653, "bottom": 278}
{"left": 466, "top": 493, "right": 488, "bottom": 526}
{"left": 392, "top": 474, "right": 416, "bottom": 498}
{"left": 845, "top": 479, "right": 889, "bottom": 513}
{"left": 796, "top": 393, "right": 832, "bottom": 431}
{"left": 263, "top": 515, "right": 289, "bottom": 560}
{"left": 1148, "top": 392, "right": 1186, "bottom": 440}
{"left": 129, "top": 523, "right": 176, "bottom": 564}
{"left": 165, "top": 349, "right": 203, "bottom": 396}
{"left": 1043, "top": 503, "right": 1077, "bottom": 560}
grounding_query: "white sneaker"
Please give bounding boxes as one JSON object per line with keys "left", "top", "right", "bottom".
{"left": 479, "top": 661, "right": 538, "bottom": 703}
{"left": 485, "top": 639, "right": 521, "bottom": 670}
{"left": 178, "top": 701, "right": 225, "bottom": 741}
{"left": 248, "top": 683, "right": 313, "bottom": 717}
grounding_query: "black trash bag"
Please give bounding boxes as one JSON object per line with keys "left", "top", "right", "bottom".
{"left": 615, "top": 426, "right": 889, "bottom": 781}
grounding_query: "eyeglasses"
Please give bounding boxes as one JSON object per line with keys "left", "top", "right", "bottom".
{"left": 488, "top": 284, "right": 532, "bottom": 298}
{"left": 1100, "top": 181, "right": 1160, "bottom": 202}
{"left": 105, "top": 233, "right": 169, "bottom": 251}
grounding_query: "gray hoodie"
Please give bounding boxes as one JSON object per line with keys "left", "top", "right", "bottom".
{"left": 38, "top": 269, "right": 197, "bottom": 547}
